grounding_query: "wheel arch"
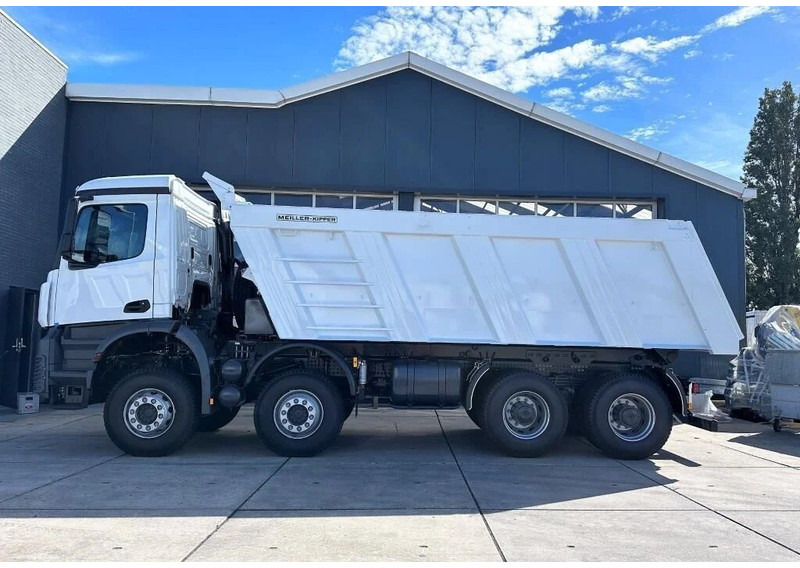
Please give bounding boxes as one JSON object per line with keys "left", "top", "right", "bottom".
{"left": 90, "top": 320, "right": 213, "bottom": 415}
{"left": 245, "top": 342, "right": 356, "bottom": 396}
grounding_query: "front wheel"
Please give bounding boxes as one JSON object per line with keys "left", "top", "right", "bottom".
{"left": 103, "top": 367, "right": 198, "bottom": 457}
{"left": 253, "top": 370, "right": 345, "bottom": 457}
{"left": 581, "top": 372, "right": 672, "bottom": 460}
{"left": 479, "top": 371, "right": 568, "bottom": 457}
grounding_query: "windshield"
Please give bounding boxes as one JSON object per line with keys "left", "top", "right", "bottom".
{"left": 71, "top": 204, "right": 148, "bottom": 264}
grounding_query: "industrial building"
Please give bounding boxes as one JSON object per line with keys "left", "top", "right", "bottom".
{"left": 0, "top": 10, "right": 752, "bottom": 407}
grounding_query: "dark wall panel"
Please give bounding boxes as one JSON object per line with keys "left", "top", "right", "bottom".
{"left": 198, "top": 107, "right": 247, "bottom": 184}
{"left": 657, "top": 169, "right": 697, "bottom": 221}
{"left": 151, "top": 105, "right": 201, "bottom": 182}
{"left": 475, "top": 100, "right": 520, "bottom": 193}
{"left": 293, "top": 91, "right": 341, "bottom": 187}
{"left": 63, "top": 102, "right": 105, "bottom": 193}
{"left": 609, "top": 152, "right": 653, "bottom": 198}
{"left": 341, "top": 80, "right": 386, "bottom": 188}
{"left": 520, "top": 120, "right": 564, "bottom": 195}
{"left": 430, "top": 81, "right": 475, "bottom": 191}
{"left": 385, "top": 71, "right": 431, "bottom": 189}
{"left": 245, "top": 107, "right": 294, "bottom": 187}
{"left": 102, "top": 104, "right": 153, "bottom": 177}
{"left": 696, "top": 185, "right": 745, "bottom": 319}
{"left": 564, "top": 135, "right": 609, "bottom": 196}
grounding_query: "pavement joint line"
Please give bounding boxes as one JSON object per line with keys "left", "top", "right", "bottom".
{"left": 435, "top": 410, "right": 507, "bottom": 562}
{"left": 0, "top": 413, "right": 102, "bottom": 444}
{"left": 181, "top": 456, "right": 290, "bottom": 562}
{"left": 0, "top": 452, "right": 124, "bottom": 505}
{"left": 614, "top": 457, "right": 800, "bottom": 557}
{"left": 716, "top": 443, "right": 800, "bottom": 469}
{"left": 238, "top": 506, "right": 479, "bottom": 512}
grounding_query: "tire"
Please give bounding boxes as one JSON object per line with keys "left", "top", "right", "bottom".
{"left": 465, "top": 403, "right": 482, "bottom": 428}
{"left": 254, "top": 370, "right": 345, "bottom": 457}
{"left": 581, "top": 372, "right": 672, "bottom": 460}
{"left": 343, "top": 398, "right": 356, "bottom": 421}
{"left": 197, "top": 406, "right": 241, "bottom": 432}
{"left": 479, "top": 371, "right": 568, "bottom": 457}
{"left": 103, "top": 367, "right": 198, "bottom": 457}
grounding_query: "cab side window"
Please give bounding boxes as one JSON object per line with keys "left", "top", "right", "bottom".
{"left": 71, "top": 204, "right": 148, "bottom": 264}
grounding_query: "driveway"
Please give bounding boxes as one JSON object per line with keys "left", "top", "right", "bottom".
{"left": 1, "top": 404, "right": 799, "bottom": 561}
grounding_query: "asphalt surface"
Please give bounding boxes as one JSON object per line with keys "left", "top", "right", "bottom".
{"left": 1, "top": 404, "right": 800, "bottom": 561}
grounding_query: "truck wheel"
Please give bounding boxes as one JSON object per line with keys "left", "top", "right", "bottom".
{"left": 479, "top": 371, "right": 568, "bottom": 457}
{"left": 197, "top": 406, "right": 241, "bottom": 432}
{"left": 103, "top": 367, "right": 198, "bottom": 457}
{"left": 343, "top": 398, "right": 356, "bottom": 420}
{"left": 582, "top": 372, "right": 672, "bottom": 460}
{"left": 466, "top": 404, "right": 482, "bottom": 428}
{"left": 253, "top": 370, "right": 344, "bottom": 457}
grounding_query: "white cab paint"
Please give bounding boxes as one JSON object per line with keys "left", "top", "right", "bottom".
{"left": 39, "top": 175, "right": 217, "bottom": 328}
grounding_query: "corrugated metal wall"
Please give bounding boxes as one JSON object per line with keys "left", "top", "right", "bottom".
{"left": 61, "top": 69, "right": 745, "bottom": 377}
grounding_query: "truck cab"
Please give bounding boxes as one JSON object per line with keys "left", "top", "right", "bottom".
{"left": 36, "top": 175, "right": 219, "bottom": 409}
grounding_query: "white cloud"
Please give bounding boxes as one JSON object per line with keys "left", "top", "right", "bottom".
{"left": 337, "top": 7, "right": 621, "bottom": 93}
{"left": 544, "top": 87, "right": 574, "bottom": 99}
{"left": 592, "top": 105, "right": 612, "bottom": 113}
{"left": 684, "top": 49, "right": 701, "bottom": 59}
{"left": 701, "top": 6, "right": 773, "bottom": 33}
{"left": 627, "top": 122, "right": 670, "bottom": 142}
{"left": 61, "top": 49, "right": 141, "bottom": 66}
{"left": 582, "top": 74, "right": 671, "bottom": 102}
{"left": 5, "top": 7, "right": 142, "bottom": 67}
{"left": 611, "top": 35, "right": 699, "bottom": 62}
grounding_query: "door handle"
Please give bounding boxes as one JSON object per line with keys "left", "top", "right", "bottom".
{"left": 124, "top": 300, "right": 151, "bottom": 313}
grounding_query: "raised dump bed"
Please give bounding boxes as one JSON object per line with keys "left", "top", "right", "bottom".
{"left": 223, "top": 193, "right": 742, "bottom": 354}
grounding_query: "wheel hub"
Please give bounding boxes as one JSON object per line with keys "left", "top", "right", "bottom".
{"left": 607, "top": 393, "right": 656, "bottom": 442}
{"left": 502, "top": 391, "right": 550, "bottom": 440}
{"left": 273, "top": 390, "right": 324, "bottom": 439}
{"left": 123, "top": 389, "right": 175, "bottom": 439}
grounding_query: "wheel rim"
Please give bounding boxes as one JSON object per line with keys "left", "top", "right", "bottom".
{"left": 502, "top": 391, "right": 550, "bottom": 440}
{"left": 124, "top": 388, "right": 175, "bottom": 439}
{"left": 607, "top": 393, "right": 656, "bottom": 442}
{"left": 273, "top": 390, "right": 324, "bottom": 440}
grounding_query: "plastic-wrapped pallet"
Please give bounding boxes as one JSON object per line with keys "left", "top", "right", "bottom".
{"left": 727, "top": 305, "right": 800, "bottom": 417}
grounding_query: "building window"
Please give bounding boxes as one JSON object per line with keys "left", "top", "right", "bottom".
{"left": 417, "top": 196, "right": 656, "bottom": 219}
{"left": 192, "top": 187, "right": 398, "bottom": 210}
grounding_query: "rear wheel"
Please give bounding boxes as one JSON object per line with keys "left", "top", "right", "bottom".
{"left": 197, "top": 406, "right": 241, "bottom": 432}
{"left": 479, "top": 371, "right": 568, "bottom": 457}
{"left": 581, "top": 372, "right": 672, "bottom": 460}
{"left": 254, "top": 370, "right": 345, "bottom": 457}
{"left": 103, "top": 367, "right": 198, "bottom": 457}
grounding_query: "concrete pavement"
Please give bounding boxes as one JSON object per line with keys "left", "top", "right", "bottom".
{"left": 1, "top": 404, "right": 799, "bottom": 561}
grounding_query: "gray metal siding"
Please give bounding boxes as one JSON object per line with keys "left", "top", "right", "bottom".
{"left": 61, "top": 68, "right": 746, "bottom": 377}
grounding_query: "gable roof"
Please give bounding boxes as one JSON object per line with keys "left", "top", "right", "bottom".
{"left": 65, "top": 52, "right": 755, "bottom": 201}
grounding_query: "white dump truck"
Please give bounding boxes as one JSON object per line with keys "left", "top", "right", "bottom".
{"left": 35, "top": 172, "right": 743, "bottom": 459}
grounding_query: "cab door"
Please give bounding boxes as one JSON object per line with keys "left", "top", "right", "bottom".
{"left": 53, "top": 195, "right": 157, "bottom": 326}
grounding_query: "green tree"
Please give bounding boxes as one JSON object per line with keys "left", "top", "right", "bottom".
{"left": 744, "top": 81, "right": 800, "bottom": 309}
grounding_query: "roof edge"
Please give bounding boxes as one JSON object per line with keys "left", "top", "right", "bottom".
{"left": 65, "top": 51, "right": 754, "bottom": 202}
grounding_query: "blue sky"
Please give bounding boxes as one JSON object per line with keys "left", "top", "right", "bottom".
{"left": 6, "top": 6, "right": 800, "bottom": 181}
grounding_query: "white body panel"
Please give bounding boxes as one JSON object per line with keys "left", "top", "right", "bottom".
{"left": 227, "top": 204, "right": 743, "bottom": 355}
